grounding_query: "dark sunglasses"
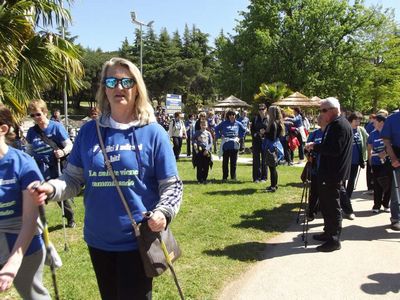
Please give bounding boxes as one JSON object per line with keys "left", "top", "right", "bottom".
{"left": 30, "top": 112, "right": 42, "bottom": 118}
{"left": 319, "top": 107, "right": 334, "bottom": 113}
{"left": 259, "top": 108, "right": 266, "bottom": 111}
{"left": 104, "top": 77, "right": 136, "bottom": 89}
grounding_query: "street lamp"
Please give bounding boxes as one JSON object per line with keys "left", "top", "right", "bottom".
{"left": 130, "top": 11, "right": 154, "bottom": 74}
{"left": 238, "top": 61, "right": 244, "bottom": 99}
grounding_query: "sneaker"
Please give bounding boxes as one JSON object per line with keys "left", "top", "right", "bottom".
{"left": 316, "top": 240, "right": 341, "bottom": 252}
{"left": 67, "top": 220, "right": 76, "bottom": 228}
{"left": 260, "top": 179, "right": 267, "bottom": 183}
{"left": 313, "top": 233, "right": 331, "bottom": 242}
{"left": 266, "top": 186, "right": 276, "bottom": 193}
{"left": 383, "top": 207, "right": 390, "bottom": 213}
{"left": 253, "top": 179, "right": 260, "bottom": 183}
{"left": 343, "top": 213, "right": 355, "bottom": 220}
{"left": 372, "top": 209, "right": 380, "bottom": 214}
{"left": 391, "top": 222, "right": 400, "bottom": 231}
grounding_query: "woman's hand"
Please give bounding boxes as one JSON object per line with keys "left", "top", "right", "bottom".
{"left": 27, "top": 181, "right": 53, "bottom": 206}
{"left": 0, "top": 262, "right": 18, "bottom": 292}
{"left": 146, "top": 211, "right": 166, "bottom": 232}
{"left": 54, "top": 149, "right": 64, "bottom": 159}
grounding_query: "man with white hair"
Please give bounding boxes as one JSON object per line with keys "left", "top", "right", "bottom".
{"left": 306, "top": 97, "right": 353, "bottom": 252}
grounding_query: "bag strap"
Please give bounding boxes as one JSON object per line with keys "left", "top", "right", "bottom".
{"left": 33, "top": 124, "right": 60, "bottom": 150}
{"left": 95, "top": 120, "right": 141, "bottom": 237}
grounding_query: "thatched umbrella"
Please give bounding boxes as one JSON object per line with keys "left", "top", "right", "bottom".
{"left": 213, "top": 95, "right": 251, "bottom": 109}
{"left": 273, "top": 92, "right": 320, "bottom": 108}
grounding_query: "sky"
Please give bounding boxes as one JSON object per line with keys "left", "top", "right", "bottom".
{"left": 67, "top": 0, "right": 400, "bottom": 52}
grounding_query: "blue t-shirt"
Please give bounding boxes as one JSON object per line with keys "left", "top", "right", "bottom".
{"left": 291, "top": 114, "right": 303, "bottom": 128}
{"left": 381, "top": 112, "right": 400, "bottom": 148}
{"left": 351, "top": 128, "right": 362, "bottom": 165}
{"left": 368, "top": 130, "right": 386, "bottom": 166}
{"left": 0, "top": 147, "right": 43, "bottom": 255}
{"left": 26, "top": 120, "right": 69, "bottom": 165}
{"left": 238, "top": 116, "right": 250, "bottom": 129}
{"left": 307, "top": 128, "right": 323, "bottom": 159}
{"left": 215, "top": 120, "right": 246, "bottom": 150}
{"left": 365, "top": 121, "right": 375, "bottom": 134}
{"left": 68, "top": 121, "right": 178, "bottom": 251}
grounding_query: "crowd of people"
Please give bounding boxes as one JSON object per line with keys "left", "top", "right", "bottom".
{"left": 0, "top": 55, "right": 399, "bottom": 298}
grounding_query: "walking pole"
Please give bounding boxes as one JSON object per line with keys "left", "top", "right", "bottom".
{"left": 393, "top": 168, "right": 400, "bottom": 206}
{"left": 354, "top": 166, "right": 361, "bottom": 191}
{"left": 159, "top": 236, "right": 185, "bottom": 300}
{"left": 296, "top": 173, "right": 308, "bottom": 224}
{"left": 301, "top": 166, "right": 310, "bottom": 248}
{"left": 33, "top": 182, "right": 61, "bottom": 300}
{"left": 145, "top": 212, "right": 184, "bottom": 300}
{"left": 57, "top": 159, "right": 68, "bottom": 251}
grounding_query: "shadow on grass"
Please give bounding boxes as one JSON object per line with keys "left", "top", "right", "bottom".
{"left": 206, "top": 188, "right": 258, "bottom": 196}
{"left": 48, "top": 224, "right": 64, "bottom": 232}
{"left": 232, "top": 203, "right": 299, "bottom": 232}
{"left": 203, "top": 242, "right": 268, "bottom": 261}
{"left": 279, "top": 182, "right": 304, "bottom": 188}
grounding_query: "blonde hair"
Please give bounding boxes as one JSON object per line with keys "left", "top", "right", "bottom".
{"left": 267, "top": 106, "right": 285, "bottom": 137}
{"left": 28, "top": 99, "right": 48, "bottom": 114}
{"left": 96, "top": 57, "right": 155, "bottom": 125}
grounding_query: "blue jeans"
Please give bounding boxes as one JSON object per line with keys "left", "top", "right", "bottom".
{"left": 390, "top": 168, "right": 400, "bottom": 223}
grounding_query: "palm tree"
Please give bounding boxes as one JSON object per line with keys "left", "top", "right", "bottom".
{"left": 0, "top": 0, "right": 84, "bottom": 118}
{"left": 254, "top": 82, "right": 292, "bottom": 106}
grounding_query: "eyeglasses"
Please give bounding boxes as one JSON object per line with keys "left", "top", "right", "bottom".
{"left": 319, "top": 107, "right": 334, "bottom": 113}
{"left": 104, "top": 77, "right": 136, "bottom": 89}
{"left": 30, "top": 112, "right": 42, "bottom": 118}
{"left": 259, "top": 108, "right": 266, "bottom": 111}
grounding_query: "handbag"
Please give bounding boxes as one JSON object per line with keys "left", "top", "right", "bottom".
{"left": 95, "top": 120, "right": 181, "bottom": 278}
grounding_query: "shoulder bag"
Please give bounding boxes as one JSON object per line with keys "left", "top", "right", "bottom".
{"left": 95, "top": 121, "right": 182, "bottom": 278}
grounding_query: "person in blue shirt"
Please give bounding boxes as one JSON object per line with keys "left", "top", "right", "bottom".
{"left": 381, "top": 110, "right": 400, "bottom": 231}
{"left": 30, "top": 57, "right": 183, "bottom": 299}
{"left": 193, "top": 120, "right": 213, "bottom": 184}
{"left": 364, "top": 113, "right": 376, "bottom": 192}
{"left": 26, "top": 99, "right": 75, "bottom": 228}
{"left": 367, "top": 114, "right": 392, "bottom": 213}
{"left": 238, "top": 110, "right": 250, "bottom": 152}
{"left": 340, "top": 112, "right": 369, "bottom": 221}
{"left": 0, "top": 104, "right": 50, "bottom": 299}
{"left": 215, "top": 110, "right": 246, "bottom": 182}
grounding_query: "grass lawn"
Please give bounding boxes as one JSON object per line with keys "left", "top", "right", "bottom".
{"left": 4, "top": 145, "right": 304, "bottom": 300}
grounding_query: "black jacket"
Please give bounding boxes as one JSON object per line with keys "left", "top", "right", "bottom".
{"left": 314, "top": 115, "right": 353, "bottom": 184}
{"left": 251, "top": 115, "right": 269, "bottom": 145}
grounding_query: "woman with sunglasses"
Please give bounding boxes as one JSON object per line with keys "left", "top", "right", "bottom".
{"left": 0, "top": 104, "right": 50, "bottom": 299}
{"left": 250, "top": 103, "right": 269, "bottom": 182}
{"left": 26, "top": 99, "right": 76, "bottom": 228}
{"left": 30, "top": 57, "right": 183, "bottom": 299}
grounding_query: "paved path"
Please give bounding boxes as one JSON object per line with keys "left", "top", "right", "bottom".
{"left": 219, "top": 167, "right": 400, "bottom": 299}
